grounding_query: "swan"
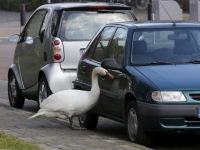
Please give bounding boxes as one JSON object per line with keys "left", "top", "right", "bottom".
{"left": 28, "top": 67, "right": 114, "bottom": 129}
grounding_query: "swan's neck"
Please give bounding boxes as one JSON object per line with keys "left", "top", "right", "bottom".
{"left": 91, "top": 72, "right": 100, "bottom": 92}
{"left": 90, "top": 72, "right": 100, "bottom": 95}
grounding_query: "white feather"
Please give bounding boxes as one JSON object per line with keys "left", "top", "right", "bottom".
{"left": 28, "top": 67, "right": 107, "bottom": 120}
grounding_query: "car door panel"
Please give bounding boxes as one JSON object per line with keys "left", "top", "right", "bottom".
{"left": 100, "top": 27, "right": 128, "bottom": 120}
{"left": 100, "top": 70, "right": 125, "bottom": 120}
{"left": 19, "top": 37, "right": 42, "bottom": 88}
{"left": 78, "top": 26, "right": 117, "bottom": 114}
{"left": 18, "top": 10, "right": 47, "bottom": 88}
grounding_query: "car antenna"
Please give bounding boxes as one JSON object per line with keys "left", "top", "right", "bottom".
{"left": 158, "top": 0, "right": 176, "bottom": 27}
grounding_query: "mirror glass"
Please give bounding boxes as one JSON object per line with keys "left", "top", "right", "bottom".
{"left": 25, "top": 36, "right": 34, "bottom": 44}
{"left": 8, "top": 34, "right": 20, "bottom": 43}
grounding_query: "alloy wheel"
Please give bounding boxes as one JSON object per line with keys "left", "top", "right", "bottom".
{"left": 38, "top": 82, "right": 47, "bottom": 105}
{"left": 128, "top": 108, "right": 138, "bottom": 141}
{"left": 79, "top": 113, "right": 86, "bottom": 124}
{"left": 9, "top": 76, "right": 17, "bottom": 104}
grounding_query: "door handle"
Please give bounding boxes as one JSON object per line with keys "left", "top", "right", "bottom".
{"left": 101, "top": 76, "right": 105, "bottom": 80}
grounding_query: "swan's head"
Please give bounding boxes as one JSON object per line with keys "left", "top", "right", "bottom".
{"left": 94, "top": 67, "right": 114, "bottom": 79}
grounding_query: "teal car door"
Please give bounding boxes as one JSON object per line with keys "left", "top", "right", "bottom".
{"left": 100, "top": 27, "right": 128, "bottom": 120}
{"left": 79, "top": 26, "right": 116, "bottom": 113}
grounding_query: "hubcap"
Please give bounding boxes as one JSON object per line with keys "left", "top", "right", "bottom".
{"left": 39, "top": 82, "right": 47, "bottom": 105}
{"left": 128, "top": 108, "right": 138, "bottom": 141}
{"left": 9, "top": 76, "right": 17, "bottom": 103}
{"left": 79, "top": 113, "right": 86, "bottom": 124}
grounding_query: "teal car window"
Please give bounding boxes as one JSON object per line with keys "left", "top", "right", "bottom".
{"left": 108, "top": 27, "right": 127, "bottom": 65}
{"left": 131, "top": 29, "right": 200, "bottom": 65}
{"left": 87, "top": 34, "right": 100, "bottom": 59}
{"left": 92, "top": 27, "right": 116, "bottom": 62}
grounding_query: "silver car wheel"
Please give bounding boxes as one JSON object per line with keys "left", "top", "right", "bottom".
{"left": 38, "top": 82, "right": 47, "bottom": 105}
{"left": 128, "top": 108, "right": 138, "bottom": 141}
{"left": 79, "top": 113, "right": 86, "bottom": 124}
{"left": 9, "top": 76, "right": 17, "bottom": 103}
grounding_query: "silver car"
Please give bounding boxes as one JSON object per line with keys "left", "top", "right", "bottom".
{"left": 8, "top": 2, "right": 137, "bottom": 109}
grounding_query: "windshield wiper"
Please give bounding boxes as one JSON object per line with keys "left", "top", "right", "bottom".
{"left": 97, "top": 10, "right": 124, "bottom": 14}
{"left": 185, "top": 60, "right": 200, "bottom": 64}
{"left": 142, "top": 61, "right": 173, "bottom": 66}
{"left": 151, "top": 61, "right": 173, "bottom": 65}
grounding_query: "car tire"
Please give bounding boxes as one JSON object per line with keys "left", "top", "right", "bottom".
{"left": 37, "top": 76, "right": 52, "bottom": 109}
{"left": 78, "top": 112, "right": 99, "bottom": 130}
{"left": 126, "top": 101, "right": 150, "bottom": 145}
{"left": 8, "top": 72, "right": 25, "bottom": 109}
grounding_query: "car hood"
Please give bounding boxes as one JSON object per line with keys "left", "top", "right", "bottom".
{"left": 135, "top": 64, "right": 200, "bottom": 90}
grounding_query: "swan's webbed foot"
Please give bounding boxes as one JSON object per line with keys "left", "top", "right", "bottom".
{"left": 69, "top": 117, "right": 87, "bottom": 130}
{"left": 72, "top": 125, "right": 87, "bottom": 130}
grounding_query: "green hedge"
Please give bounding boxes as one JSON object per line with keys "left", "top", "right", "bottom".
{"left": 0, "top": 0, "right": 46, "bottom": 11}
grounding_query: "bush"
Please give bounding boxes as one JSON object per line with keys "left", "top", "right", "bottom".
{"left": 0, "top": 0, "right": 46, "bottom": 11}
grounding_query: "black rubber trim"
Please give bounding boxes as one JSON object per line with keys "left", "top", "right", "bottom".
{"left": 137, "top": 101, "right": 200, "bottom": 118}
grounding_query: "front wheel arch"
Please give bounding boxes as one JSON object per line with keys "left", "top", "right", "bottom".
{"left": 37, "top": 75, "right": 52, "bottom": 108}
{"left": 8, "top": 65, "right": 24, "bottom": 90}
{"left": 8, "top": 71, "right": 25, "bottom": 109}
{"left": 124, "top": 93, "right": 137, "bottom": 119}
{"left": 125, "top": 100, "right": 151, "bottom": 145}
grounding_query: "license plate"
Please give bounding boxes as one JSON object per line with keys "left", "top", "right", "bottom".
{"left": 198, "top": 108, "right": 200, "bottom": 118}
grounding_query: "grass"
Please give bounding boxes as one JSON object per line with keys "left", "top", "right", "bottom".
{"left": 0, "top": 132, "right": 43, "bottom": 150}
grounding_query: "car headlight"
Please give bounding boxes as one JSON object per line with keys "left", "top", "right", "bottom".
{"left": 152, "top": 91, "right": 186, "bottom": 102}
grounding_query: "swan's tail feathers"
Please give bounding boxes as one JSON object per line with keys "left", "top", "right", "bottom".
{"left": 28, "top": 112, "right": 45, "bottom": 119}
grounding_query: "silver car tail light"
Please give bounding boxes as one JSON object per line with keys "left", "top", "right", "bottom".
{"left": 52, "top": 38, "right": 64, "bottom": 62}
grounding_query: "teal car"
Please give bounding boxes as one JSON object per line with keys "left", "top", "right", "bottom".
{"left": 74, "top": 21, "right": 200, "bottom": 145}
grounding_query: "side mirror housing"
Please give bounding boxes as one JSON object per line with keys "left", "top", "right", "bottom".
{"left": 101, "top": 58, "right": 122, "bottom": 71}
{"left": 8, "top": 34, "right": 20, "bottom": 43}
{"left": 80, "top": 47, "right": 86, "bottom": 56}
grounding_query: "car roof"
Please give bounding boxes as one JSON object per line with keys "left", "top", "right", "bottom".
{"left": 37, "top": 2, "right": 131, "bottom": 10}
{"left": 106, "top": 21, "right": 200, "bottom": 29}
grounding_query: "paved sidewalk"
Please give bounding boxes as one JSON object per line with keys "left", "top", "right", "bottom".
{"left": 0, "top": 80, "right": 152, "bottom": 150}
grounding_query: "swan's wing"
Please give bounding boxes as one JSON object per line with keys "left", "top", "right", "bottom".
{"left": 40, "top": 90, "right": 90, "bottom": 111}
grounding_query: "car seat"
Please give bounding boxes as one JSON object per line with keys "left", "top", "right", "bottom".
{"left": 169, "top": 40, "right": 197, "bottom": 62}
{"left": 132, "top": 40, "right": 154, "bottom": 64}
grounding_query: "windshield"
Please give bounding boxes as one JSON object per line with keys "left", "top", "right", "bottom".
{"left": 131, "top": 28, "right": 200, "bottom": 65}
{"left": 60, "top": 10, "right": 133, "bottom": 41}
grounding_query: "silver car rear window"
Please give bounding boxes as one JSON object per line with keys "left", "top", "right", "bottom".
{"left": 60, "top": 10, "right": 133, "bottom": 41}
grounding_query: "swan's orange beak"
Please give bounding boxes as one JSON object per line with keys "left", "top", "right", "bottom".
{"left": 107, "top": 72, "right": 115, "bottom": 79}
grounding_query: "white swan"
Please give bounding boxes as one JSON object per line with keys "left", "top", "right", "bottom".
{"left": 28, "top": 67, "right": 114, "bottom": 129}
